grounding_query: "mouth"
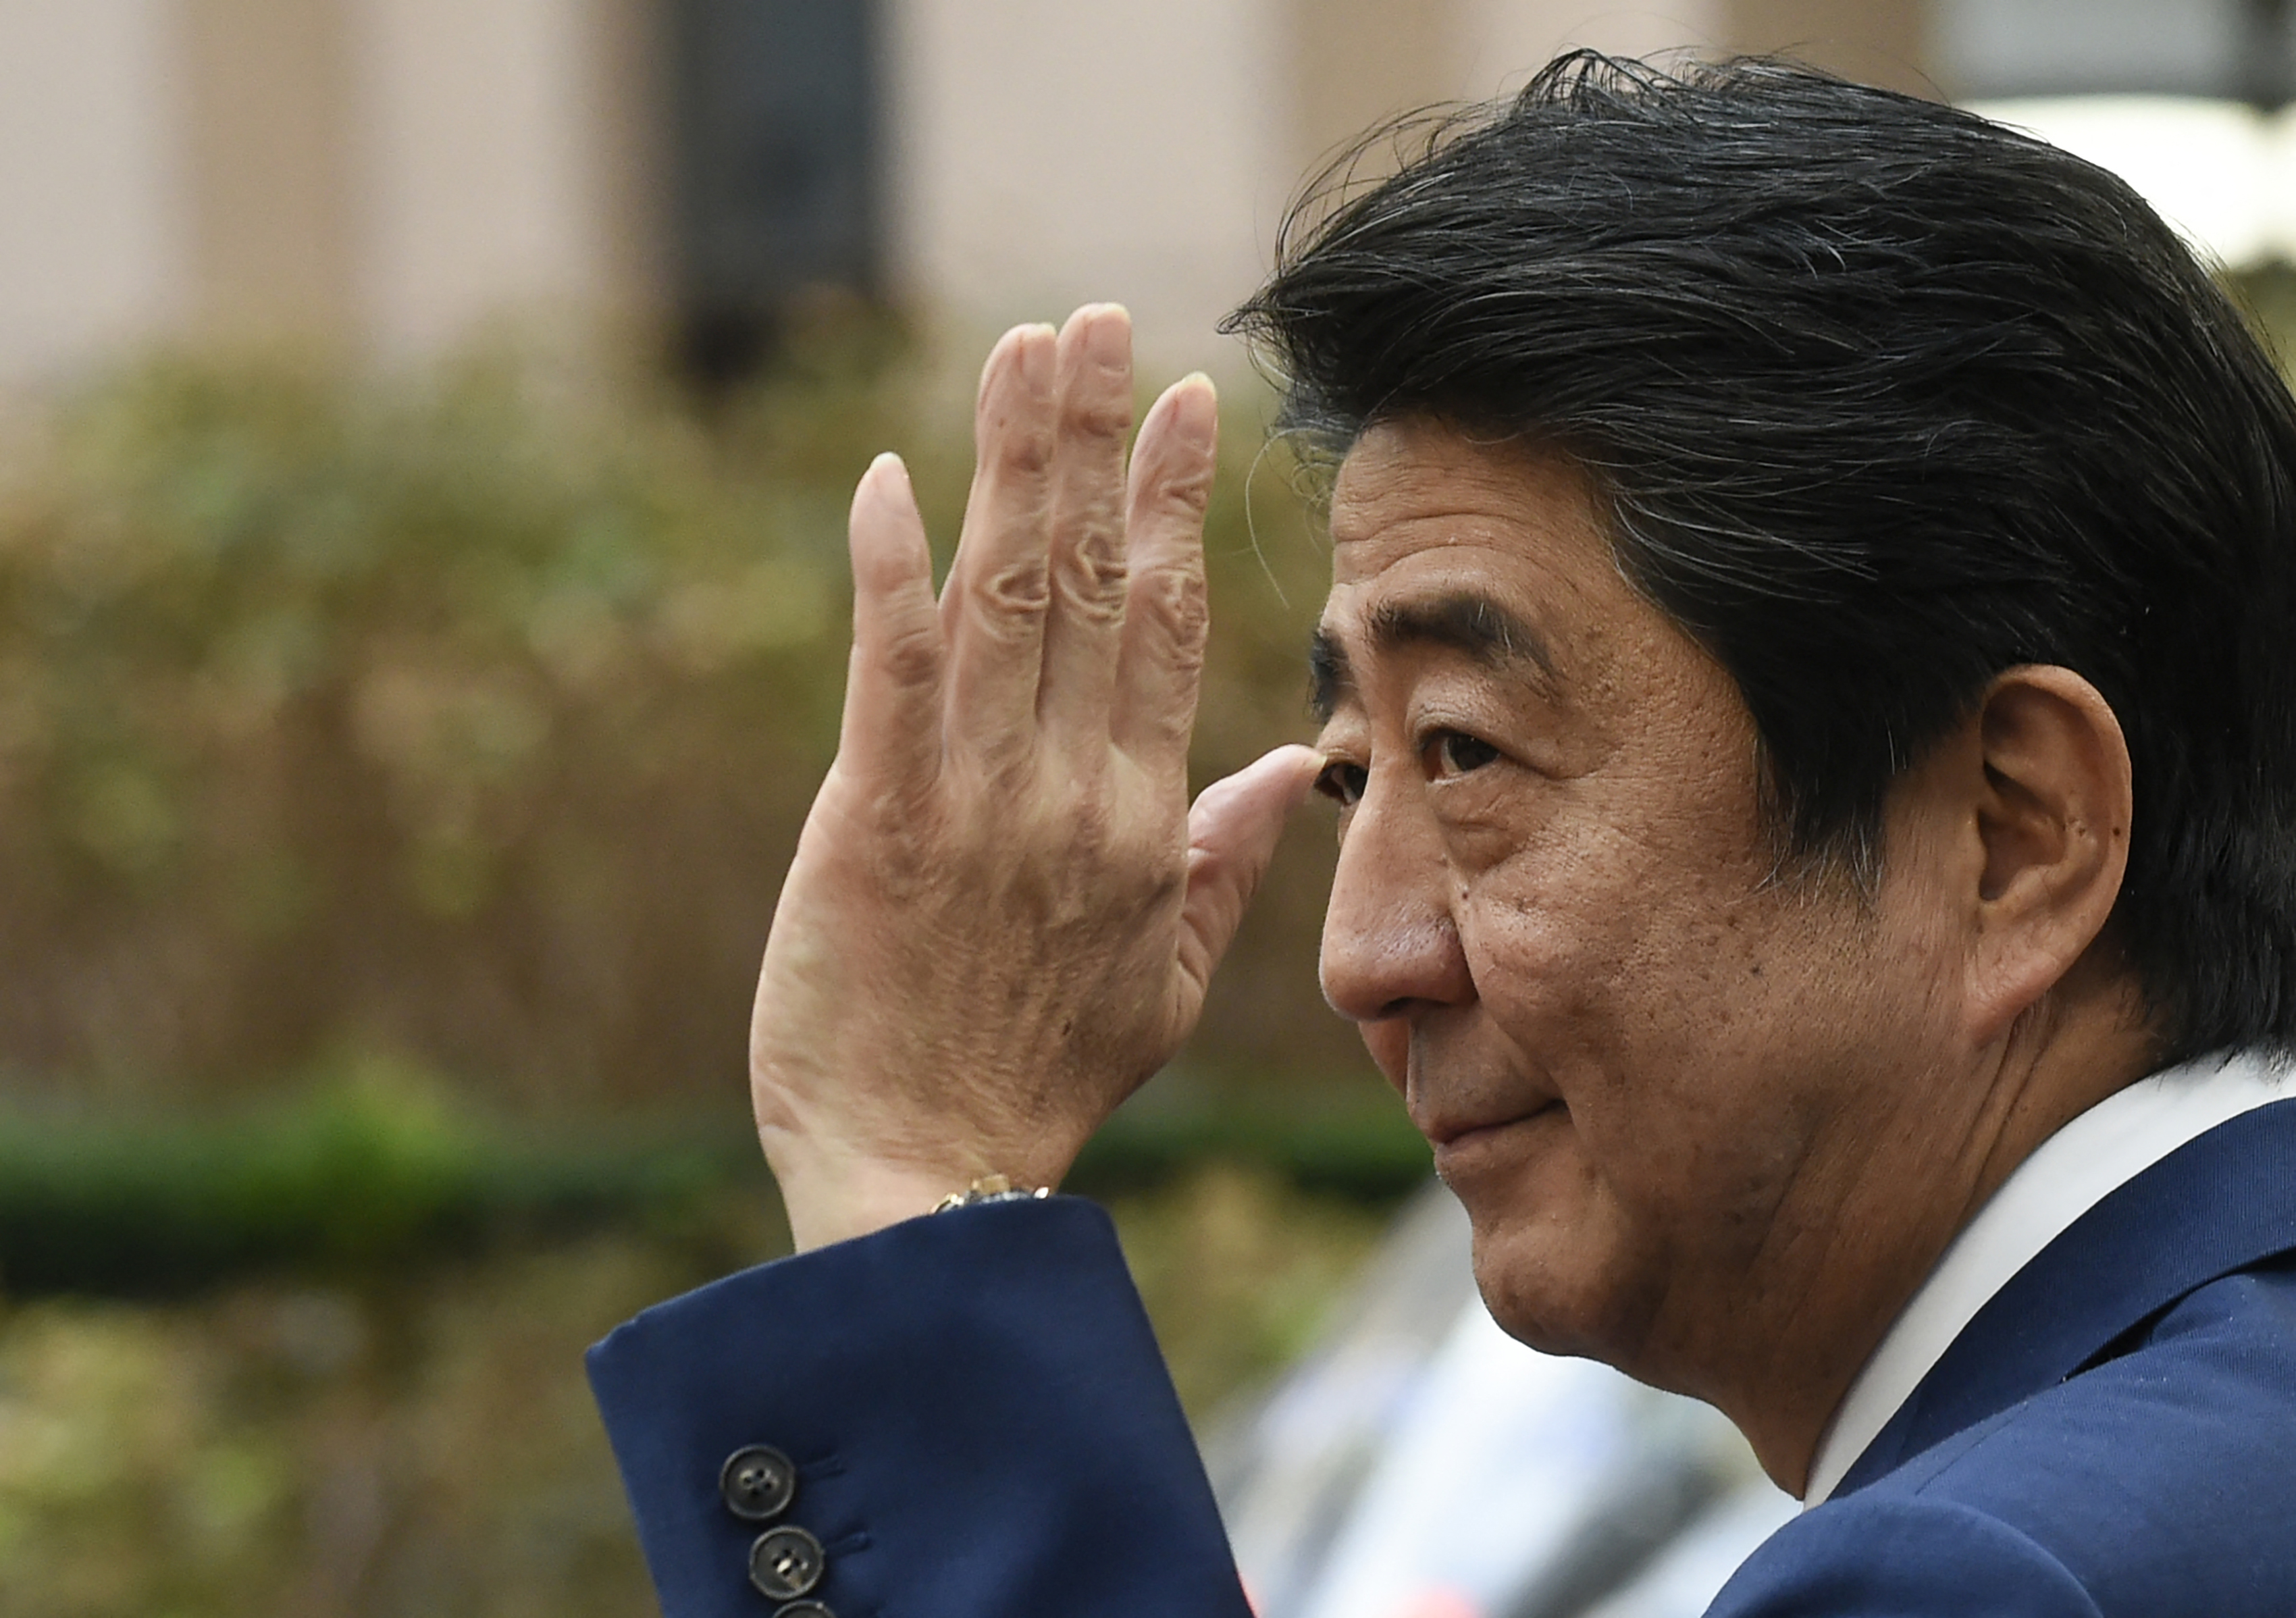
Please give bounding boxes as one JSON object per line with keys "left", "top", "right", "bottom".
{"left": 1416, "top": 1098, "right": 1567, "bottom": 1154}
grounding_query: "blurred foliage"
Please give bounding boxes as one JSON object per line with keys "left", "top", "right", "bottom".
{"left": 0, "top": 1243, "right": 677, "bottom": 1618}
{"left": 1078, "top": 1068, "right": 1430, "bottom": 1203}
{"left": 0, "top": 1166, "right": 1382, "bottom": 1618}
{"left": 0, "top": 1054, "right": 755, "bottom": 1299}
{"left": 1108, "top": 1164, "right": 1390, "bottom": 1419}
{"left": 0, "top": 327, "right": 1361, "bottom": 1110}
{"left": 0, "top": 1051, "right": 1422, "bottom": 1299}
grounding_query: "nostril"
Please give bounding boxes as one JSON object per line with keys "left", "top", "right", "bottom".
{"left": 1319, "top": 914, "right": 1473, "bottom": 1025}
{"left": 1322, "top": 804, "right": 1471, "bottom": 1018}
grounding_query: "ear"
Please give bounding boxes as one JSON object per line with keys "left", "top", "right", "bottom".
{"left": 1959, "top": 664, "right": 2133, "bottom": 1044}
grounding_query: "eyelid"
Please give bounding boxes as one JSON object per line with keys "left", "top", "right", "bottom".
{"left": 1421, "top": 725, "right": 1505, "bottom": 781}
{"left": 1415, "top": 719, "right": 1488, "bottom": 752}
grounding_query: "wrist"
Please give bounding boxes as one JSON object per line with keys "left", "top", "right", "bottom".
{"left": 766, "top": 1152, "right": 956, "bottom": 1252}
{"left": 761, "top": 1128, "right": 1066, "bottom": 1251}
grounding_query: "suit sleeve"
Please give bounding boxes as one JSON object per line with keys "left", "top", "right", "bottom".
{"left": 1705, "top": 1492, "right": 2104, "bottom": 1618}
{"left": 587, "top": 1195, "right": 1255, "bottom": 1618}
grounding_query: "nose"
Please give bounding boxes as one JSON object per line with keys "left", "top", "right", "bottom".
{"left": 1319, "top": 777, "right": 1476, "bottom": 1032}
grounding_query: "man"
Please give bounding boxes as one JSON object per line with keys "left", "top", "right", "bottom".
{"left": 588, "top": 55, "right": 2296, "bottom": 1617}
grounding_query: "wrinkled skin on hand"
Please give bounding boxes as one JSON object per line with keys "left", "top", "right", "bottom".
{"left": 750, "top": 307, "right": 1320, "bottom": 1250}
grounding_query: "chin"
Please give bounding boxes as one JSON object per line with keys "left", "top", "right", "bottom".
{"left": 1454, "top": 1166, "right": 1658, "bottom": 1372}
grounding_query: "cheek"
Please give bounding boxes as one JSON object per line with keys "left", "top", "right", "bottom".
{"left": 1463, "top": 851, "right": 1838, "bottom": 1211}
{"left": 1453, "top": 833, "right": 1661, "bottom": 1074}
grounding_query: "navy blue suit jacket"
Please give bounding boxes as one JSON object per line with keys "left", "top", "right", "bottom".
{"left": 589, "top": 1100, "right": 2296, "bottom": 1617}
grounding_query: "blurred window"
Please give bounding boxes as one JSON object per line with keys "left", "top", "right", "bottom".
{"left": 668, "top": 0, "right": 881, "bottom": 381}
{"left": 1939, "top": 0, "right": 2295, "bottom": 106}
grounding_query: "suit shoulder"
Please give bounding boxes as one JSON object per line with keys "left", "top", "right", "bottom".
{"left": 1794, "top": 1262, "right": 2296, "bottom": 1617}
{"left": 1706, "top": 1490, "right": 2100, "bottom": 1617}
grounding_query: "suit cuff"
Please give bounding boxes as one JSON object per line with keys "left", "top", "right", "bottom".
{"left": 588, "top": 1195, "right": 1253, "bottom": 1618}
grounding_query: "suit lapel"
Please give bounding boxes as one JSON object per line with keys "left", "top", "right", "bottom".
{"left": 1837, "top": 1096, "right": 2296, "bottom": 1496}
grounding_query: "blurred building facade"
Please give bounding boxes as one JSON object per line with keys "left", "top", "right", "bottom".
{"left": 0, "top": 0, "right": 2282, "bottom": 390}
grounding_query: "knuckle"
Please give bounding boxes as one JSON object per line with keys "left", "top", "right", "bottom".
{"left": 1138, "top": 564, "right": 1210, "bottom": 651}
{"left": 1064, "top": 394, "right": 1133, "bottom": 441}
{"left": 1068, "top": 793, "right": 1118, "bottom": 852}
{"left": 995, "top": 425, "right": 1055, "bottom": 479}
{"left": 1146, "top": 847, "right": 1189, "bottom": 906}
{"left": 817, "top": 775, "right": 941, "bottom": 891}
{"left": 971, "top": 731, "right": 1043, "bottom": 791}
{"left": 866, "top": 804, "right": 939, "bottom": 888}
{"left": 1060, "top": 536, "right": 1130, "bottom": 617}
{"left": 1155, "top": 467, "right": 1214, "bottom": 521}
{"left": 973, "top": 558, "right": 1052, "bottom": 618}
{"left": 877, "top": 623, "right": 942, "bottom": 689}
{"left": 1042, "top": 763, "right": 1116, "bottom": 837}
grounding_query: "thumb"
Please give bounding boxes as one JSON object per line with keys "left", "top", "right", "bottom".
{"left": 1174, "top": 745, "right": 1324, "bottom": 998}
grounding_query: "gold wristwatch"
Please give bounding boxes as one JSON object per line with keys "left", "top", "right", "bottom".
{"left": 931, "top": 1174, "right": 1051, "bottom": 1214}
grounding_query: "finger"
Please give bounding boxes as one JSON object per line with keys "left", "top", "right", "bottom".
{"left": 1038, "top": 304, "right": 1137, "bottom": 752}
{"left": 1174, "top": 745, "right": 1324, "bottom": 1000}
{"left": 838, "top": 452, "right": 943, "bottom": 781}
{"left": 941, "top": 323, "right": 1058, "bottom": 757}
{"left": 1112, "top": 374, "right": 1218, "bottom": 771}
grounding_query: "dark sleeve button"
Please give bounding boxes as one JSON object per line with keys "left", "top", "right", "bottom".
{"left": 748, "top": 1524, "right": 826, "bottom": 1600}
{"left": 773, "top": 1604, "right": 836, "bottom": 1618}
{"left": 719, "top": 1445, "right": 797, "bottom": 1521}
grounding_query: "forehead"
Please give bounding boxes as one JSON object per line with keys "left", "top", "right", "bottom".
{"left": 1321, "top": 419, "right": 1648, "bottom": 673}
{"left": 1329, "top": 419, "right": 1600, "bottom": 558}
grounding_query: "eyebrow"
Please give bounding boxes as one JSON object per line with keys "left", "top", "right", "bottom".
{"left": 1309, "top": 590, "right": 1560, "bottom": 722}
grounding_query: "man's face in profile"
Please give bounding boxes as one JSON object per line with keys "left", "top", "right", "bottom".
{"left": 1309, "top": 419, "right": 1979, "bottom": 1410}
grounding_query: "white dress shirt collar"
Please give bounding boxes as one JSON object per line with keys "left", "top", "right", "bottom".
{"left": 1801, "top": 1046, "right": 2295, "bottom": 1506}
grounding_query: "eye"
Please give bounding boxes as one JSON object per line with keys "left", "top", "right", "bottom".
{"left": 1314, "top": 758, "right": 1368, "bottom": 808}
{"left": 1428, "top": 730, "right": 1501, "bottom": 778}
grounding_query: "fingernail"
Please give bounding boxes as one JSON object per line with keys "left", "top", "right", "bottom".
{"left": 1084, "top": 305, "right": 1132, "bottom": 369}
{"left": 1018, "top": 325, "right": 1057, "bottom": 391}
{"left": 979, "top": 327, "right": 1030, "bottom": 398}
{"left": 1173, "top": 373, "right": 1218, "bottom": 444}
{"left": 860, "top": 451, "right": 912, "bottom": 511}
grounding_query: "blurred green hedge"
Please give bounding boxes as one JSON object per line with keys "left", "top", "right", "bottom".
{"left": 0, "top": 1058, "right": 749, "bottom": 1297}
{"left": 0, "top": 1055, "right": 1426, "bottom": 1298}
{"left": 0, "top": 330, "right": 1362, "bottom": 1110}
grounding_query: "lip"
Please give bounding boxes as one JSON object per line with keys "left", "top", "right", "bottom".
{"left": 1428, "top": 1102, "right": 1569, "bottom": 1181}
{"left": 1415, "top": 1097, "right": 1567, "bottom": 1151}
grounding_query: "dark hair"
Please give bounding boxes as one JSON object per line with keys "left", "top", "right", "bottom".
{"left": 1226, "top": 51, "right": 2296, "bottom": 1064}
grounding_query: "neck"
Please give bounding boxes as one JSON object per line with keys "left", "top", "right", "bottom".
{"left": 1723, "top": 964, "right": 2158, "bottom": 1494}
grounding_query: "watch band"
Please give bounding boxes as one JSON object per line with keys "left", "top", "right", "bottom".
{"left": 931, "top": 1174, "right": 1051, "bottom": 1214}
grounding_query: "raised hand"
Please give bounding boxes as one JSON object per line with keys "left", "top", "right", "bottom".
{"left": 749, "top": 307, "right": 1320, "bottom": 1251}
